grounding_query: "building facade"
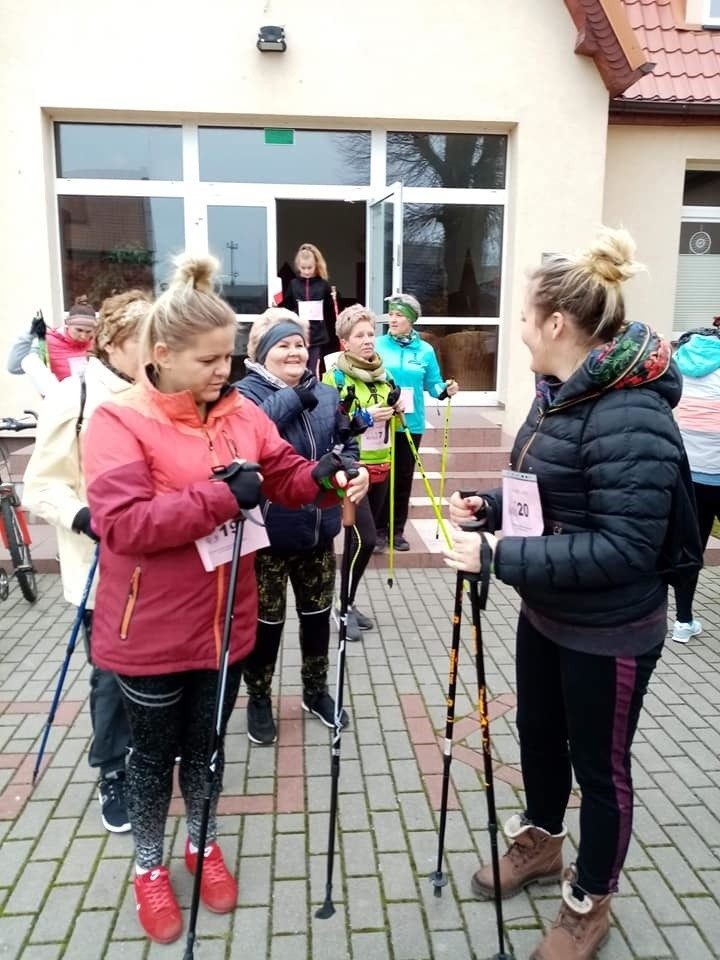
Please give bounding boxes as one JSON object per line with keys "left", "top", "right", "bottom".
{"left": 1, "top": 0, "right": 718, "bottom": 432}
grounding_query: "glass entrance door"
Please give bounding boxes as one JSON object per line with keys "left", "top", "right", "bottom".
{"left": 366, "top": 181, "right": 403, "bottom": 317}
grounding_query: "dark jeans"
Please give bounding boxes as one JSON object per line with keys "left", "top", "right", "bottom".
{"left": 116, "top": 665, "right": 243, "bottom": 869}
{"left": 516, "top": 612, "right": 662, "bottom": 895}
{"left": 376, "top": 431, "right": 422, "bottom": 537}
{"left": 349, "top": 476, "right": 389, "bottom": 603}
{"left": 82, "top": 610, "right": 131, "bottom": 777}
{"left": 674, "top": 481, "right": 720, "bottom": 621}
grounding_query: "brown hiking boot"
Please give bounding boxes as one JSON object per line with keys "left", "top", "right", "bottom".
{"left": 530, "top": 865, "right": 612, "bottom": 960}
{"left": 471, "top": 814, "right": 566, "bottom": 900}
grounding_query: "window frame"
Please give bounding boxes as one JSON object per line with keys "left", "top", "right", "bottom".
{"left": 702, "top": 0, "right": 720, "bottom": 26}
{"left": 52, "top": 119, "right": 510, "bottom": 402}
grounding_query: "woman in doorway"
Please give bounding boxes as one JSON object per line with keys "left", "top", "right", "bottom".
{"left": 444, "top": 228, "right": 688, "bottom": 960}
{"left": 23, "top": 290, "right": 152, "bottom": 835}
{"left": 281, "top": 242, "right": 336, "bottom": 376}
{"left": 236, "top": 307, "right": 368, "bottom": 745}
{"left": 83, "top": 256, "right": 365, "bottom": 944}
{"left": 323, "top": 303, "right": 400, "bottom": 640}
{"left": 375, "top": 293, "right": 458, "bottom": 551}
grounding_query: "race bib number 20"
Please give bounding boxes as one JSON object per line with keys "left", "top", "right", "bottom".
{"left": 501, "top": 470, "right": 544, "bottom": 537}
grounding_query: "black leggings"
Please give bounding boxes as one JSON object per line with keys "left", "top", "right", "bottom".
{"left": 348, "top": 477, "right": 389, "bottom": 604}
{"left": 674, "top": 481, "right": 720, "bottom": 621}
{"left": 376, "top": 431, "right": 421, "bottom": 536}
{"left": 116, "top": 665, "right": 242, "bottom": 869}
{"left": 516, "top": 613, "right": 662, "bottom": 895}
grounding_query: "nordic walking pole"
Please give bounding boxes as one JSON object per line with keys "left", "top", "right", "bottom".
{"left": 387, "top": 418, "right": 396, "bottom": 588}
{"left": 183, "top": 509, "right": 247, "bottom": 960}
{"left": 429, "top": 561, "right": 464, "bottom": 895}
{"left": 316, "top": 468, "right": 359, "bottom": 920}
{"left": 395, "top": 411, "right": 452, "bottom": 549}
{"left": 435, "top": 397, "right": 451, "bottom": 540}
{"left": 465, "top": 524, "right": 514, "bottom": 960}
{"left": 33, "top": 546, "right": 99, "bottom": 784}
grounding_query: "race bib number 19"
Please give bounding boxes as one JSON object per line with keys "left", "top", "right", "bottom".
{"left": 194, "top": 507, "right": 269, "bottom": 571}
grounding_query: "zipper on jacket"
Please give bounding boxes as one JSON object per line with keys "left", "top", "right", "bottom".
{"left": 515, "top": 410, "right": 545, "bottom": 472}
{"left": 120, "top": 565, "right": 141, "bottom": 640}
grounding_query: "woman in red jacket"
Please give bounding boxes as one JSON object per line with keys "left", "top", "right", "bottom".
{"left": 83, "top": 254, "right": 367, "bottom": 945}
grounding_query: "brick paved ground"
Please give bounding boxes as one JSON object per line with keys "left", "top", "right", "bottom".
{"left": 0, "top": 568, "right": 718, "bottom": 960}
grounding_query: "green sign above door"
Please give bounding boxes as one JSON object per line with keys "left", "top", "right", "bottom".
{"left": 264, "top": 129, "right": 294, "bottom": 145}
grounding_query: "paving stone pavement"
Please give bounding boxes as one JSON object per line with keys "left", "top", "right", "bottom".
{"left": 0, "top": 568, "right": 718, "bottom": 960}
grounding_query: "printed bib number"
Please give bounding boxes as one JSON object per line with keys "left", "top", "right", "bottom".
{"left": 297, "top": 300, "right": 324, "bottom": 327}
{"left": 194, "top": 507, "right": 269, "bottom": 572}
{"left": 399, "top": 387, "right": 414, "bottom": 414}
{"left": 501, "top": 470, "right": 544, "bottom": 537}
{"left": 361, "top": 422, "right": 387, "bottom": 451}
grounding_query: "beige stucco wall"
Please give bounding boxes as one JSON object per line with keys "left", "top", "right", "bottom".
{"left": 604, "top": 124, "right": 720, "bottom": 336}
{"left": 0, "top": 0, "right": 611, "bottom": 432}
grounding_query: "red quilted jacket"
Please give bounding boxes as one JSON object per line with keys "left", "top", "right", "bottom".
{"left": 83, "top": 379, "right": 325, "bottom": 676}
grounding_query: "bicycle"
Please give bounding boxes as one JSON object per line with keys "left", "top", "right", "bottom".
{"left": 0, "top": 410, "right": 38, "bottom": 603}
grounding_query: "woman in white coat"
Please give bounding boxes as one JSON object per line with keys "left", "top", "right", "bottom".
{"left": 23, "top": 290, "right": 152, "bottom": 832}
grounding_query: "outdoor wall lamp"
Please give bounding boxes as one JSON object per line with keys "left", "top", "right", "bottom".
{"left": 257, "top": 26, "right": 287, "bottom": 52}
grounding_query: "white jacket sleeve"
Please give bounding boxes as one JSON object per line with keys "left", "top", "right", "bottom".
{"left": 23, "top": 380, "right": 86, "bottom": 532}
{"left": 20, "top": 349, "right": 59, "bottom": 397}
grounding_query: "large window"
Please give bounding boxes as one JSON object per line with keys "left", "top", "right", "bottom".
{"left": 56, "top": 124, "right": 182, "bottom": 180}
{"left": 198, "top": 128, "right": 370, "bottom": 185}
{"left": 57, "top": 196, "right": 184, "bottom": 306}
{"left": 386, "top": 133, "right": 506, "bottom": 189}
{"left": 53, "top": 122, "right": 508, "bottom": 396}
{"left": 402, "top": 203, "right": 503, "bottom": 318}
{"left": 673, "top": 170, "right": 720, "bottom": 333}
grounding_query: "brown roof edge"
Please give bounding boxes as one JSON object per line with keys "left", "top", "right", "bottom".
{"left": 564, "top": 0, "right": 652, "bottom": 97}
{"left": 610, "top": 98, "right": 720, "bottom": 121}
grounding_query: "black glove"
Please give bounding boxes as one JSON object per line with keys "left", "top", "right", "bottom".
{"left": 293, "top": 386, "right": 318, "bottom": 411}
{"left": 30, "top": 312, "right": 46, "bottom": 339}
{"left": 312, "top": 451, "right": 358, "bottom": 490}
{"left": 386, "top": 386, "right": 401, "bottom": 407}
{"left": 72, "top": 506, "right": 100, "bottom": 543}
{"left": 213, "top": 461, "right": 263, "bottom": 510}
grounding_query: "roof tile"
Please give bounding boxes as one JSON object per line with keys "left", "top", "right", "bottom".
{"left": 619, "top": 0, "right": 720, "bottom": 103}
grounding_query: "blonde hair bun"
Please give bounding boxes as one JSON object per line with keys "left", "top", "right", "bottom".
{"left": 578, "top": 227, "right": 643, "bottom": 285}
{"left": 171, "top": 254, "right": 220, "bottom": 294}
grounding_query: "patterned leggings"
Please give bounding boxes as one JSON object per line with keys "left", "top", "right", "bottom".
{"left": 243, "top": 544, "right": 335, "bottom": 700}
{"left": 116, "top": 665, "right": 242, "bottom": 869}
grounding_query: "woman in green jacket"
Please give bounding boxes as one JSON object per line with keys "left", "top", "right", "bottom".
{"left": 323, "top": 304, "right": 399, "bottom": 640}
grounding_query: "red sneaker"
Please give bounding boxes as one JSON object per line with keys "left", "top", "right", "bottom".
{"left": 133, "top": 866, "right": 182, "bottom": 943}
{"left": 184, "top": 838, "right": 238, "bottom": 913}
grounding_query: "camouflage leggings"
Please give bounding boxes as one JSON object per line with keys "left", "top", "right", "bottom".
{"left": 243, "top": 544, "right": 336, "bottom": 699}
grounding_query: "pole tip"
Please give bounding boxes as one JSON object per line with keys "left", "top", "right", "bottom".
{"left": 387, "top": 577, "right": 393, "bottom": 588}
{"left": 428, "top": 870, "right": 448, "bottom": 895}
{"left": 315, "top": 901, "right": 335, "bottom": 920}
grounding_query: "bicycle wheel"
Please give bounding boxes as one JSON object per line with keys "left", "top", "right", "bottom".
{"left": 0, "top": 498, "right": 37, "bottom": 603}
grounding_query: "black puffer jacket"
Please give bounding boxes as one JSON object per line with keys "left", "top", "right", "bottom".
{"left": 484, "top": 322, "right": 685, "bottom": 628}
{"left": 236, "top": 364, "right": 358, "bottom": 552}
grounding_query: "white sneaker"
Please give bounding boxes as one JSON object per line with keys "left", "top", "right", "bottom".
{"left": 672, "top": 619, "right": 702, "bottom": 643}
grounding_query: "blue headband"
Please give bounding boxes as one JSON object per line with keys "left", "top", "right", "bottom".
{"left": 256, "top": 321, "right": 307, "bottom": 364}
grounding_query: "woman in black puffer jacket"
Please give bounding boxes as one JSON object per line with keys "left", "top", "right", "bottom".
{"left": 235, "top": 308, "right": 363, "bottom": 747}
{"left": 444, "top": 228, "right": 691, "bottom": 960}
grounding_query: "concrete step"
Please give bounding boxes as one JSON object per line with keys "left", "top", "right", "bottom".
{"left": 417, "top": 445, "right": 510, "bottom": 472}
